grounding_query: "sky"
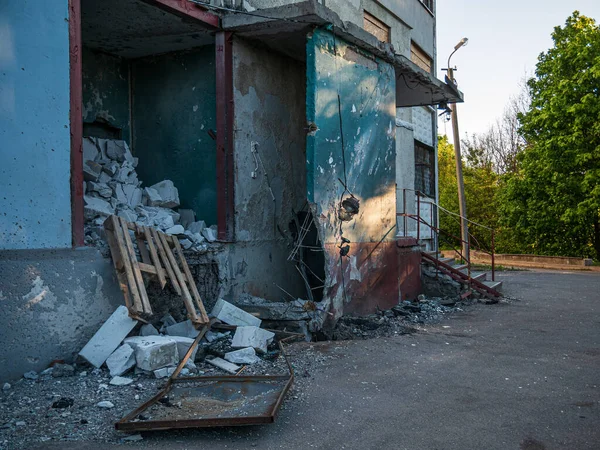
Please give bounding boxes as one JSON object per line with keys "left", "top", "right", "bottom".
{"left": 435, "top": 0, "right": 600, "bottom": 140}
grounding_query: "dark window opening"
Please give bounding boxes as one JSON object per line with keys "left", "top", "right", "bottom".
{"left": 415, "top": 140, "right": 435, "bottom": 197}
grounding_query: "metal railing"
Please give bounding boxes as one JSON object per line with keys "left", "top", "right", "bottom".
{"left": 397, "top": 188, "right": 496, "bottom": 282}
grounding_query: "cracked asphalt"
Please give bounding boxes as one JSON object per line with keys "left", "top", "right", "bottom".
{"left": 32, "top": 269, "right": 600, "bottom": 450}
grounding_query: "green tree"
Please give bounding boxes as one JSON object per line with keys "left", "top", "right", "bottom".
{"left": 501, "top": 12, "right": 600, "bottom": 258}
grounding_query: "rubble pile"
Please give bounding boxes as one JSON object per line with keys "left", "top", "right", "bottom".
{"left": 331, "top": 295, "right": 467, "bottom": 340}
{"left": 82, "top": 137, "right": 218, "bottom": 253}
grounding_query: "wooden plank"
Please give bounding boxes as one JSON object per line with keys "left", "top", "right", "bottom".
{"left": 134, "top": 225, "right": 152, "bottom": 265}
{"left": 151, "top": 227, "right": 181, "bottom": 294}
{"left": 158, "top": 232, "right": 199, "bottom": 323}
{"left": 108, "top": 215, "right": 143, "bottom": 313}
{"left": 104, "top": 226, "right": 132, "bottom": 310}
{"left": 119, "top": 216, "right": 153, "bottom": 315}
{"left": 172, "top": 237, "right": 209, "bottom": 324}
{"left": 138, "top": 262, "right": 167, "bottom": 277}
{"left": 143, "top": 226, "right": 167, "bottom": 289}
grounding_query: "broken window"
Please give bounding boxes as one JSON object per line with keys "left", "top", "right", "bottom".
{"left": 414, "top": 140, "right": 435, "bottom": 197}
{"left": 410, "top": 41, "right": 433, "bottom": 73}
{"left": 363, "top": 11, "right": 390, "bottom": 43}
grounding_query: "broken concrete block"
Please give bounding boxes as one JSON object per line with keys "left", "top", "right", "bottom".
{"left": 84, "top": 195, "right": 115, "bottom": 219}
{"left": 83, "top": 137, "right": 99, "bottom": 162}
{"left": 109, "top": 376, "right": 133, "bottom": 386}
{"left": 187, "top": 220, "right": 206, "bottom": 234}
{"left": 161, "top": 314, "right": 177, "bottom": 327}
{"left": 178, "top": 209, "right": 195, "bottom": 229}
{"left": 143, "top": 187, "right": 162, "bottom": 207}
{"left": 122, "top": 184, "right": 143, "bottom": 208}
{"left": 179, "top": 239, "right": 193, "bottom": 250}
{"left": 140, "top": 324, "right": 159, "bottom": 336}
{"left": 212, "top": 298, "right": 262, "bottom": 327}
{"left": 114, "top": 161, "right": 136, "bottom": 183}
{"left": 105, "top": 140, "right": 130, "bottom": 163}
{"left": 170, "top": 336, "right": 198, "bottom": 361}
{"left": 23, "top": 371, "right": 38, "bottom": 380}
{"left": 83, "top": 160, "right": 102, "bottom": 182}
{"left": 207, "top": 357, "right": 240, "bottom": 374}
{"left": 154, "top": 212, "right": 174, "bottom": 230}
{"left": 79, "top": 305, "right": 138, "bottom": 368}
{"left": 97, "top": 401, "right": 114, "bottom": 409}
{"left": 153, "top": 367, "right": 176, "bottom": 379}
{"left": 88, "top": 182, "right": 112, "bottom": 198}
{"left": 106, "top": 344, "right": 136, "bottom": 377}
{"left": 102, "top": 160, "right": 120, "bottom": 177}
{"left": 124, "top": 336, "right": 179, "bottom": 371}
{"left": 225, "top": 347, "right": 260, "bottom": 365}
{"left": 166, "top": 320, "right": 199, "bottom": 339}
{"left": 98, "top": 171, "right": 112, "bottom": 183}
{"left": 150, "top": 180, "right": 180, "bottom": 208}
{"left": 165, "top": 225, "right": 185, "bottom": 235}
{"left": 117, "top": 208, "right": 137, "bottom": 223}
{"left": 204, "top": 330, "right": 228, "bottom": 343}
{"left": 202, "top": 227, "right": 218, "bottom": 242}
{"left": 231, "top": 326, "right": 275, "bottom": 354}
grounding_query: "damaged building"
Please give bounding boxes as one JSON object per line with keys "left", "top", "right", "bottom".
{"left": 0, "top": 0, "right": 462, "bottom": 379}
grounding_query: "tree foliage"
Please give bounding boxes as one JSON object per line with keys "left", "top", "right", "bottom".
{"left": 500, "top": 11, "right": 600, "bottom": 258}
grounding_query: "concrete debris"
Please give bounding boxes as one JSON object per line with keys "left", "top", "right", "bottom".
{"left": 165, "top": 319, "right": 200, "bottom": 339}
{"left": 206, "top": 357, "right": 240, "bottom": 374}
{"left": 109, "top": 376, "right": 133, "bottom": 386}
{"left": 150, "top": 180, "right": 180, "bottom": 208}
{"left": 165, "top": 224, "right": 185, "bottom": 235}
{"left": 2, "top": 383, "right": 10, "bottom": 391}
{"left": 169, "top": 336, "right": 199, "bottom": 361}
{"left": 88, "top": 182, "right": 112, "bottom": 198}
{"left": 124, "top": 336, "right": 179, "bottom": 371}
{"left": 23, "top": 371, "right": 38, "bottom": 380}
{"left": 201, "top": 227, "right": 218, "bottom": 242}
{"left": 187, "top": 220, "right": 206, "bottom": 234}
{"left": 153, "top": 367, "right": 176, "bottom": 379}
{"left": 224, "top": 347, "right": 260, "bottom": 365}
{"left": 84, "top": 195, "right": 114, "bottom": 219}
{"left": 122, "top": 434, "right": 143, "bottom": 442}
{"left": 106, "top": 344, "right": 136, "bottom": 377}
{"left": 231, "top": 326, "right": 275, "bottom": 354}
{"left": 83, "top": 160, "right": 102, "bottom": 182}
{"left": 140, "top": 324, "right": 159, "bottom": 336}
{"left": 143, "top": 187, "right": 162, "bottom": 207}
{"left": 78, "top": 305, "right": 138, "bottom": 368}
{"left": 178, "top": 209, "right": 195, "bottom": 229}
{"left": 117, "top": 208, "right": 137, "bottom": 223}
{"left": 212, "top": 298, "right": 262, "bottom": 327}
{"left": 204, "top": 330, "right": 228, "bottom": 343}
{"left": 180, "top": 238, "right": 193, "bottom": 249}
{"left": 96, "top": 401, "right": 114, "bottom": 409}
{"left": 83, "top": 137, "right": 100, "bottom": 162}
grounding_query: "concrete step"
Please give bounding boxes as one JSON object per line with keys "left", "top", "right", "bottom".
{"left": 452, "top": 263, "right": 468, "bottom": 271}
{"left": 458, "top": 269, "right": 487, "bottom": 281}
{"left": 482, "top": 280, "right": 503, "bottom": 291}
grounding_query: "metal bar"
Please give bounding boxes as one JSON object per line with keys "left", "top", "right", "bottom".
{"left": 69, "top": 0, "right": 84, "bottom": 247}
{"left": 403, "top": 188, "right": 407, "bottom": 236}
{"left": 491, "top": 229, "right": 496, "bottom": 282}
{"left": 417, "top": 194, "right": 421, "bottom": 242}
{"left": 216, "top": 31, "right": 235, "bottom": 242}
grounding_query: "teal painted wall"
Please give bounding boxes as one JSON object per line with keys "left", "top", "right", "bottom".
{"left": 306, "top": 29, "right": 397, "bottom": 245}
{"left": 82, "top": 47, "right": 130, "bottom": 141}
{"left": 131, "top": 46, "right": 217, "bottom": 225}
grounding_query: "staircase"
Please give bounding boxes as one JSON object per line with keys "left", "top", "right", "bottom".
{"left": 421, "top": 251, "right": 502, "bottom": 298}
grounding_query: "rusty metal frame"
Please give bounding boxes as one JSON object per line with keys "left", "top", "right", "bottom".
{"left": 115, "top": 327, "right": 296, "bottom": 431}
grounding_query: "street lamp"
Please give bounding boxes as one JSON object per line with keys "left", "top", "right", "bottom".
{"left": 445, "top": 37, "right": 469, "bottom": 262}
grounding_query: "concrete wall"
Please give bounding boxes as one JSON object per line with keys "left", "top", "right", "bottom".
{"left": 131, "top": 46, "right": 218, "bottom": 226}
{"left": 0, "top": 248, "right": 123, "bottom": 381}
{"left": 82, "top": 47, "right": 130, "bottom": 142}
{"left": 0, "top": 0, "right": 72, "bottom": 250}
{"left": 227, "top": 38, "right": 307, "bottom": 301}
{"left": 307, "top": 29, "right": 398, "bottom": 318}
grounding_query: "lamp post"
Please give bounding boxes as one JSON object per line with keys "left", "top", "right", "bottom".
{"left": 446, "top": 38, "right": 469, "bottom": 262}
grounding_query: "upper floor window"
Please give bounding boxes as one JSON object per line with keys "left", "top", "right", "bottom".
{"left": 363, "top": 11, "right": 390, "bottom": 43}
{"left": 420, "top": 0, "right": 434, "bottom": 14}
{"left": 410, "top": 41, "right": 433, "bottom": 73}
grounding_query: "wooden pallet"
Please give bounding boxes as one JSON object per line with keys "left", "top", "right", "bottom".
{"left": 104, "top": 215, "right": 209, "bottom": 327}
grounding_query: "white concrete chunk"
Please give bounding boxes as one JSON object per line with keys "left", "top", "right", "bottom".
{"left": 231, "top": 326, "right": 275, "bottom": 354}
{"left": 83, "top": 160, "right": 102, "bottom": 182}
{"left": 165, "top": 225, "right": 185, "bottom": 235}
{"left": 105, "top": 140, "right": 128, "bottom": 162}
{"left": 124, "top": 336, "right": 179, "bottom": 371}
{"left": 139, "top": 324, "right": 159, "bottom": 336}
{"left": 88, "top": 182, "right": 112, "bottom": 198}
{"left": 207, "top": 357, "right": 240, "bottom": 374}
{"left": 178, "top": 209, "right": 195, "bottom": 229}
{"left": 169, "top": 336, "right": 198, "bottom": 361}
{"left": 201, "top": 227, "right": 217, "bottom": 242}
{"left": 83, "top": 137, "right": 99, "bottom": 162}
{"left": 225, "top": 347, "right": 260, "bottom": 365}
{"left": 105, "top": 343, "right": 136, "bottom": 377}
{"left": 166, "top": 320, "right": 199, "bottom": 339}
{"left": 212, "top": 298, "right": 261, "bottom": 327}
{"left": 122, "top": 184, "right": 143, "bottom": 209}
{"left": 109, "top": 376, "right": 133, "bottom": 386}
{"left": 187, "top": 220, "right": 206, "bottom": 234}
{"left": 153, "top": 367, "right": 176, "bottom": 379}
{"left": 79, "top": 306, "right": 138, "bottom": 368}
{"left": 117, "top": 208, "right": 138, "bottom": 223}
{"left": 97, "top": 401, "right": 114, "bottom": 409}
{"left": 143, "top": 187, "right": 163, "bottom": 207}
{"left": 179, "top": 238, "right": 193, "bottom": 249}
{"left": 150, "top": 180, "right": 180, "bottom": 208}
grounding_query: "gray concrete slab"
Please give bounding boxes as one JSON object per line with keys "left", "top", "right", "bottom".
{"left": 31, "top": 269, "right": 600, "bottom": 449}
